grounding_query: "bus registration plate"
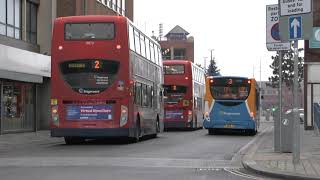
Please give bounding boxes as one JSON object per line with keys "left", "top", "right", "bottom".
{"left": 224, "top": 124, "right": 234, "bottom": 128}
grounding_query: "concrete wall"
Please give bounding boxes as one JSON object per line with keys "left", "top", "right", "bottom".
{"left": 37, "top": 78, "right": 51, "bottom": 130}
{"left": 38, "top": 0, "right": 56, "bottom": 55}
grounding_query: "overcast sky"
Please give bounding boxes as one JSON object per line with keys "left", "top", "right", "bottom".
{"left": 134, "top": 0, "right": 283, "bottom": 81}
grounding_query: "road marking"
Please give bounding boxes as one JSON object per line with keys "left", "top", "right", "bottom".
{"left": 0, "top": 157, "right": 239, "bottom": 169}
{"left": 224, "top": 168, "right": 264, "bottom": 180}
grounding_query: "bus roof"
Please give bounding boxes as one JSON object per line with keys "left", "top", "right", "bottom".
{"left": 163, "top": 60, "right": 191, "bottom": 65}
{"left": 55, "top": 15, "right": 127, "bottom": 22}
{"left": 208, "top": 76, "right": 250, "bottom": 80}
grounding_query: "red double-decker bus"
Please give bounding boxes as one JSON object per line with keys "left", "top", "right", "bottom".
{"left": 163, "top": 60, "right": 205, "bottom": 129}
{"left": 51, "top": 16, "right": 164, "bottom": 144}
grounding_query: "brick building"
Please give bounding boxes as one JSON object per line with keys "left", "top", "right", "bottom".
{"left": 0, "top": 0, "right": 133, "bottom": 134}
{"left": 304, "top": 0, "right": 320, "bottom": 130}
{"left": 159, "top": 25, "right": 194, "bottom": 62}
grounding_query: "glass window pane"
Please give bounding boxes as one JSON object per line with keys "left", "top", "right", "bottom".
{"left": 145, "top": 38, "right": 150, "bottom": 60}
{"left": 0, "top": 0, "right": 5, "bottom": 23}
{"left": 122, "top": 0, "right": 125, "bottom": 11}
{"left": 31, "top": 4, "right": 37, "bottom": 33}
{"left": 15, "top": 28, "right": 20, "bottom": 39}
{"left": 0, "top": 24, "right": 5, "bottom": 35}
{"left": 26, "top": 2, "right": 30, "bottom": 32}
{"left": 140, "top": 35, "right": 146, "bottom": 57}
{"left": 15, "top": 0, "right": 20, "bottom": 28}
{"left": 150, "top": 43, "right": 155, "bottom": 63}
{"left": 129, "top": 25, "right": 135, "bottom": 51}
{"left": 134, "top": 30, "right": 140, "bottom": 54}
{"left": 117, "top": 0, "right": 121, "bottom": 13}
{"left": 7, "top": 26, "right": 14, "bottom": 37}
{"left": 7, "top": 0, "right": 14, "bottom": 25}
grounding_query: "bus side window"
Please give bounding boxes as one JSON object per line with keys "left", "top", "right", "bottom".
{"left": 147, "top": 85, "right": 152, "bottom": 108}
{"left": 135, "top": 82, "right": 142, "bottom": 106}
{"left": 142, "top": 84, "right": 148, "bottom": 107}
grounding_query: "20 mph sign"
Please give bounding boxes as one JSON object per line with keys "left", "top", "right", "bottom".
{"left": 266, "top": 4, "right": 290, "bottom": 51}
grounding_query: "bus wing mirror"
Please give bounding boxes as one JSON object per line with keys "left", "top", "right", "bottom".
{"left": 261, "top": 95, "right": 264, "bottom": 100}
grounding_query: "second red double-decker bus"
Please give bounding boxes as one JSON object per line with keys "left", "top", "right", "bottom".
{"left": 51, "top": 16, "right": 164, "bottom": 144}
{"left": 163, "top": 60, "right": 205, "bottom": 129}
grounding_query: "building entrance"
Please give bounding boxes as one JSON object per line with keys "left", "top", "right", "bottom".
{"left": 2, "top": 82, "right": 35, "bottom": 132}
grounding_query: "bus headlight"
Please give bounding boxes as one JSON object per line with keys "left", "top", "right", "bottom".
{"left": 120, "top": 105, "right": 128, "bottom": 127}
{"left": 187, "top": 110, "right": 192, "bottom": 122}
{"left": 51, "top": 105, "right": 59, "bottom": 126}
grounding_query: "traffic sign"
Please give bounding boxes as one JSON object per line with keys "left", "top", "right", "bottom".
{"left": 266, "top": 4, "right": 290, "bottom": 51}
{"left": 289, "top": 16, "right": 302, "bottom": 40}
{"left": 279, "top": 13, "right": 313, "bottom": 41}
{"left": 279, "top": 0, "right": 311, "bottom": 16}
{"left": 309, "top": 27, "right": 320, "bottom": 48}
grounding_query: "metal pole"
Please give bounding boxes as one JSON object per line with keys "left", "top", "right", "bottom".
{"left": 259, "top": 58, "right": 262, "bottom": 128}
{"left": 279, "top": 51, "right": 283, "bottom": 152}
{"left": 274, "top": 51, "right": 281, "bottom": 152}
{"left": 293, "top": 40, "right": 300, "bottom": 164}
{"left": 203, "top": 57, "right": 208, "bottom": 74}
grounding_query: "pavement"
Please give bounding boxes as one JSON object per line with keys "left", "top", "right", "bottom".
{"left": 242, "top": 123, "right": 320, "bottom": 180}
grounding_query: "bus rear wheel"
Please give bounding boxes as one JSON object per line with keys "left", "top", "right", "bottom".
{"left": 131, "top": 116, "right": 141, "bottom": 143}
{"left": 64, "top": 137, "right": 85, "bottom": 145}
{"left": 208, "top": 128, "right": 216, "bottom": 135}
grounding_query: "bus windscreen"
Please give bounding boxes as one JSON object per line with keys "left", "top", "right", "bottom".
{"left": 65, "top": 23, "right": 115, "bottom": 40}
{"left": 163, "top": 65, "right": 185, "bottom": 75}
{"left": 163, "top": 85, "right": 187, "bottom": 104}
{"left": 210, "top": 78, "right": 251, "bottom": 100}
{"left": 59, "top": 60, "right": 119, "bottom": 95}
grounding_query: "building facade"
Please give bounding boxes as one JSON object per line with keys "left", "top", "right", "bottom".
{"left": 0, "top": 0, "right": 133, "bottom": 134}
{"left": 304, "top": 0, "right": 320, "bottom": 130}
{"left": 159, "top": 25, "right": 194, "bottom": 62}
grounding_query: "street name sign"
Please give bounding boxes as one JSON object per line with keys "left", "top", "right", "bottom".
{"left": 279, "top": 0, "right": 311, "bottom": 16}
{"left": 266, "top": 4, "right": 290, "bottom": 51}
{"left": 279, "top": 13, "right": 313, "bottom": 41}
{"left": 309, "top": 27, "right": 320, "bottom": 48}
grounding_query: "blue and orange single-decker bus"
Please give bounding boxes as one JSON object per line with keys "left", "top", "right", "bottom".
{"left": 203, "top": 76, "right": 260, "bottom": 135}
{"left": 51, "top": 16, "right": 164, "bottom": 144}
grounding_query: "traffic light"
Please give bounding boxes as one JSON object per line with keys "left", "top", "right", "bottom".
{"left": 272, "top": 107, "right": 276, "bottom": 112}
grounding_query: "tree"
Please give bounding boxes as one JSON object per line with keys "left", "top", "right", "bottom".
{"left": 268, "top": 44, "right": 304, "bottom": 88}
{"left": 206, "top": 58, "right": 220, "bottom": 76}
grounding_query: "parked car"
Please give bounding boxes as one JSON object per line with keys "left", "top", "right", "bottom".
{"left": 284, "top": 108, "right": 304, "bottom": 124}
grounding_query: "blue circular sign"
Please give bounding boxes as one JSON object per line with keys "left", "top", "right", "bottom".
{"left": 271, "top": 23, "right": 280, "bottom": 41}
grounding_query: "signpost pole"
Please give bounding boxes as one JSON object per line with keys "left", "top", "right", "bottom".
{"left": 292, "top": 40, "right": 300, "bottom": 164}
{"left": 279, "top": 50, "right": 283, "bottom": 152}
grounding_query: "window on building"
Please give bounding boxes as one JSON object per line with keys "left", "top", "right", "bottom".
{"left": 174, "top": 48, "right": 186, "bottom": 60}
{"left": 112, "top": 0, "right": 116, "bottom": 11}
{"left": 161, "top": 48, "right": 171, "bottom": 60}
{"left": 117, "top": 0, "right": 121, "bottom": 14}
{"left": 121, "top": 0, "right": 125, "bottom": 15}
{"left": 0, "top": 0, "right": 21, "bottom": 39}
{"left": 26, "top": 0, "right": 37, "bottom": 44}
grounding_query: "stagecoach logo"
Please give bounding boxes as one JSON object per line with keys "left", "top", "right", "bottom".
{"left": 219, "top": 111, "right": 240, "bottom": 116}
{"left": 78, "top": 88, "right": 100, "bottom": 94}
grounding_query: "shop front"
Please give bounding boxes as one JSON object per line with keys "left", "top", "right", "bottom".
{"left": 0, "top": 44, "right": 51, "bottom": 134}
